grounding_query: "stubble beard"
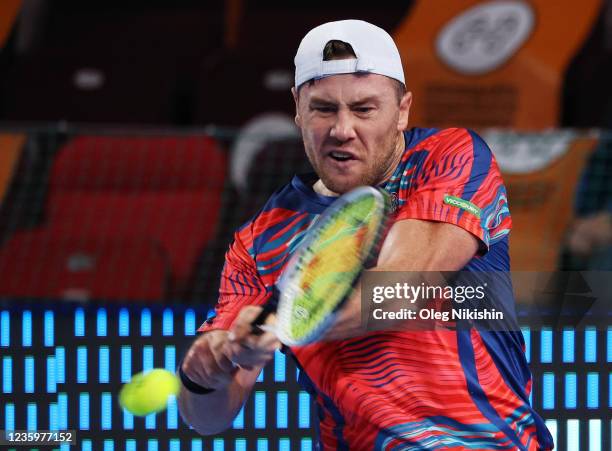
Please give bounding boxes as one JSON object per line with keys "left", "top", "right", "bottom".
{"left": 308, "top": 140, "right": 400, "bottom": 195}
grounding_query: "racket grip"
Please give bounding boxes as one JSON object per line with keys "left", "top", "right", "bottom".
{"left": 250, "top": 300, "right": 276, "bottom": 335}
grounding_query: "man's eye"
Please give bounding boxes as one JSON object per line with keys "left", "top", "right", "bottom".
{"left": 355, "top": 107, "right": 374, "bottom": 113}
{"left": 314, "top": 106, "right": 334, "bottom": 113}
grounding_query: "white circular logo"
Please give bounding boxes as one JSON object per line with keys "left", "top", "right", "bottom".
{"left": 482, "top": 130, "right": 578, "bottom": 174}
{"left": 435, "top": 0, "right": 535, "bottom": 75}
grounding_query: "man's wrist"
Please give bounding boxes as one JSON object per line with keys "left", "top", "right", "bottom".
{"left": 177, "top": 359, "right": 216, "bottom": 395}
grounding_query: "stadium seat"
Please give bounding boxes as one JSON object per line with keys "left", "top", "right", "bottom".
{"left": 0, "top": 134, "right": 227, "bottom": 302}
{"left": 0, "top": 232, "right": 169, "bottom": 302}
{"left": 50, "top": 135, "right": 226, "bottom": 296}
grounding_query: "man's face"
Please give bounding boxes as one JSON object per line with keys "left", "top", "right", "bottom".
{"left": 293, "top": 73, "right": 411, "bottom": 194}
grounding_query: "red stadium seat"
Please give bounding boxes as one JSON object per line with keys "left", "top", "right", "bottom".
{"left": 0, "top": 232, "right": 169, "bottom": 302}
{"left": 50, "top": 136, "right": 226, "bottom": 192}
{"left": 0, "top": 134, "right": 227, "bottom": 301}
{"left": 48, "top": 135, "right": 227, "bottom": 296}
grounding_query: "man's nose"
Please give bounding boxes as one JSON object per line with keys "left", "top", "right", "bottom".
{"left": 330, "top": 110, "right": 357, "bottom": 141}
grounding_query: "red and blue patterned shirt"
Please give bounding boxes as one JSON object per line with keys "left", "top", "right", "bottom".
{"left": 200, "top": 127, "right": 553, "bottom": 450}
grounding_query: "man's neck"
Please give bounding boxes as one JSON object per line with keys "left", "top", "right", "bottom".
{"left": 313, "top": 179, "right": 339, "bottom": 197}
{"left": 379, "top": 129, "right": 406, "bottom": 185}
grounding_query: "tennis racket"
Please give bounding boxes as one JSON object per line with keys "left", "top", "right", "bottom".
{"left": 252, "top": 185, "right": 392, "bottom": 346}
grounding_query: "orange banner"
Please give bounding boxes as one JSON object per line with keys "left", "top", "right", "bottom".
{"left": 483, "top": 131, "right": 599, "bottom": 270}
{"left": 0, "top": 133, "right": 25, "bottom": 205}
{"left": 0, "top": 0, "right": 21, "bottom": 49}
{"left": 394, "top": 0, "right": 602, "bottom": 129}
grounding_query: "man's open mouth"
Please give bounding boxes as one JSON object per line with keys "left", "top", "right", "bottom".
{"left": 329, "top": 151, "right": 355, "bottom": 161}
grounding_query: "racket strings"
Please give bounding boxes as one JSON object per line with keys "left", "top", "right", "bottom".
{"left": 276, "top": 188, "right": 390, "bottom": 345}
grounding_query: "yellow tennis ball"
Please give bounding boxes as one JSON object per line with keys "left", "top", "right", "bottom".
{"left": 119, "top": 368, "right": 180, "bottom": 416}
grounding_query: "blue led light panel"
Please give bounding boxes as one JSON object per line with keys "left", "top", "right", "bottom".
{"left": 0, "top": 303, "right": 606, "bottom": 450}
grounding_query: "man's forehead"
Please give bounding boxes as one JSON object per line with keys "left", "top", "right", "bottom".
{"left": 299, "top": 73, "right": 396, "bottom": 102}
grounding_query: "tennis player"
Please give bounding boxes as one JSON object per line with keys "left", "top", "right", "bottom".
{"left": 178, "top": 20, "right": 553, "bottom": 450}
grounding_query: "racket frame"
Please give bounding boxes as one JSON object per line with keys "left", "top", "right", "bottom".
{"left": 253, "top": 186, "right": 392, "bottom": 345}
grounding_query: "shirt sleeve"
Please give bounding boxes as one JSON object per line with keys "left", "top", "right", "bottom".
{"left": 396, "top": 128, "right": 511, "bottom": 250}
{"left": 198, "top": 225, "right": 270, "bottom": 332}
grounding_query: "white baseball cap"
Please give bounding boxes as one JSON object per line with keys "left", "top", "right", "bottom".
{"left": 294, "top": 19, "right": 405, "bottom": 88}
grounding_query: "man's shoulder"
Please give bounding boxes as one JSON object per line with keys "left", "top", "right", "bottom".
{"left": 237, "top": 180, "right": 298, "bottom": 231}
{"left": 236, "top": 175, "right": 317, "bottom": 247}
{"left": 403, "top": 127, "right": 494, "bottom": 165}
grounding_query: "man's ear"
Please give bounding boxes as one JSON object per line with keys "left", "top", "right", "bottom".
{"left": 397, "top": 91, "right": 412, "bottom": 131}
{"left": 292, "top": 87, "right": 302, "bottom": 127}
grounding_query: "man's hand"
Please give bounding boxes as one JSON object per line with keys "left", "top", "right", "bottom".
{"left": 178, "top": 308, "right": 278, "bottom": 436}
{"left": 181, "top": 307, "right": 281, "bottom": 389}
{"left": 181, "top": 330, "right": 237, "bottom": 390}
{"left": 223, "top": 306, "right": 281, "bottom": 370}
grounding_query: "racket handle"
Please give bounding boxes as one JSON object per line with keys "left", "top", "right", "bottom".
{"left": 251, "top": 288, "right": 280, "bottom": 335}
{"left": 250, "top": 300, "right": 276, "bottom": 335}
{"left": 250, "top": 289, "right": 291, "bottom": 354}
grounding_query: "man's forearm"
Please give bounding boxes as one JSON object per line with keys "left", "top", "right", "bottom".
{"left": 177, "top": 368, "right": 255, "bottom": 436}
{"left": 323, "top": 270, "right": 447, "bottom": 340}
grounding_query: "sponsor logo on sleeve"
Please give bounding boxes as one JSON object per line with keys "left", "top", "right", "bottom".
{"left": 444, "top": 195, "right": 481, "bottom": 217}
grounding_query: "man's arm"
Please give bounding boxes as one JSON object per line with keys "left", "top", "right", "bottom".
{"left": 177, "top": 217, "right": 279, "bottom": 435}
{"left": 323, "top": 218, "right": 479, "bottom": 340}
{"left": 377, "top": 218, "right": 479, "bottom": 271}
{"left": 177, "top": 330, "right": 259, "bottom": 435}
{"left": 178, "top": 309, "right": 280, "bottom": 435}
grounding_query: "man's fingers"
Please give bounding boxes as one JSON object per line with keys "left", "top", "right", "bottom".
{"left": 212, "top": 346, "right": 239, "bottom": 373}
{"left": 258, "top": 331, "right": 282, "bottom": 350}
{"left": 223, "top": 326, "right": 281, "bottom": 370}
{"left": 225, "top": 338, "right": 279, "bottom": 358}
{"left": 179, "top": 324, "right": 278, "bottom": 392}
{"left": 229, "top": 306, "right": 266, "bottom": 342}
{"left": 210, "top": 336, "right": 240, "bottom": 373}
{"left": 208, "top": 306, "right": 282, "bottom": 370}
{"left": 224, "top": 339, "right": 277, "bottom": 366}
{"left": 180, "top": 331, "right": 238, "bottom": 390}
{"left": 235, "top": 330, "right": 280, "bottom": 351}
{"left": 182, "top": 350, "right": 221, "bottom": 388}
